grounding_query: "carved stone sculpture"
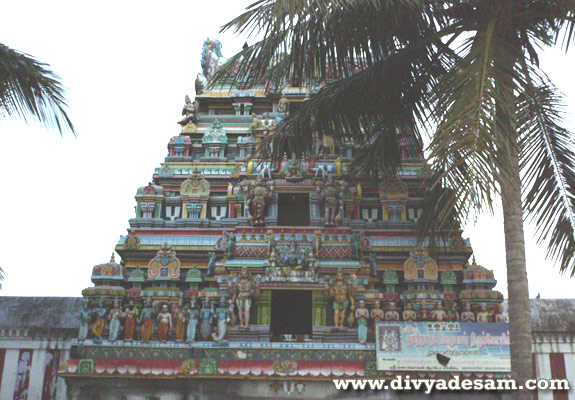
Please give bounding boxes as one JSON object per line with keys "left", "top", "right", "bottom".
{"left": 316, "top": 176, "right": 344, "bottom": 226}
{"left": 207, "top": 252, "right": 217, "bottom": 277}
{"left": 461, "top": 302, "right": 475, "bottom": 322}
{"left": 278, "top": 94, "right": 289, "bottom": 113}
{"left": 431, "top": 302, "right": 448, "bottom": 322}
{"left": 123, "top": 302, "right": 139, "bottom": 341}
{"left": 91, "top": 301, "right": 107, "bottom": 342}
{"left": 385, "top": 302, "right": 400, "bottom": 321}
{"left": 211, "top": 298, "right": 230, "bottom": 342}
{"left": 139, "top": 300, "right": 155, "bottom": 342}
{"left": 186, "top": 300, "right": 199, "bottom": 342}
{"left": 199, "top": 299, "right": 213, "bottom": 340}
{"left": 173, "top": 299, "right": 186, "bottom": 342}
{"left": 230, "top": 267, "right": 260, "bottom": 329}
{"left": 402, "top": 303, "right": 417, "bottom": 321}
{"left": 370, "top": 301, "right": 385, "bottom": 328}
{"left": 325, "top": 268, "right": 356, "bottom": 329}
{"left": 108, "top": 300, "right": 123, "bottom": 341}
{"left": 494, "top": 304, "right": 509, "bottom": 323}
{"left": 476, "top": 303, "right": 491, "bottom": 322}
{"left": 355, "top": 300, "right": 369, "bottom": 344}
{"left": 178, "top": 95, "right": 198, "bottom": 133}
{"left": 78, "top": 300, "right": 91, "bottom": 341}
{"left": 157, "top": 304, "right": 173, "bottom": 342}
{"left": 245, "top": 177, "right": 274, "bottom": 226}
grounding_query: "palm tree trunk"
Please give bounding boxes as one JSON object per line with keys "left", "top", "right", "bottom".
{"left": 500, "top": 137, "right": 534, "bottom": 400}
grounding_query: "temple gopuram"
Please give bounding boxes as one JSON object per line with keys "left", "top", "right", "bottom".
{"left": 59, "top": 38, "right": 508, "bottom": 400}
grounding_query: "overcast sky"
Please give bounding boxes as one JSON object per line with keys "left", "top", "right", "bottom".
{"left": 0, "top": 0, "right": 574, "bottom": 298}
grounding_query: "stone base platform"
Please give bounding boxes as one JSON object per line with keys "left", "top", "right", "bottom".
{"left": 312, "top": 326, "right": 357, "bottom": 343}
{"left": 227, "top": 325, "right": 270, "bottom": 342}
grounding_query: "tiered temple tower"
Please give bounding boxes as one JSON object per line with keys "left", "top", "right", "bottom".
{"left": 61, "top": 38, "right": 506, "bottom": 400}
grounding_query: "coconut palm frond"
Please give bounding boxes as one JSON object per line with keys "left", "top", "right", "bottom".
{"left": 261, "top": 43, "right": 443, "bottom": 165}
{"left": 0, "top": 44, "right": 74, "bottom": 135}
{"left": 214, "top": 0, "right": 440, "bottom": 88}
{"left": 518, "top": 82, "right": 575, "bottom": 275}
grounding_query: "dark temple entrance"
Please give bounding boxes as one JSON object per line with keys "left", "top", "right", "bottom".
{"left": 277, "top": 193, "right": 310, "bottom": 226}
{"left": 270, "top": 290, "right": 312, "bottom": 342}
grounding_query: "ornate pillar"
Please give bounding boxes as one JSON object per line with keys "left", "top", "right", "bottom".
{"left": 312, "top": 290, "right": 327, "bottom": 326}
{"left": 256, "top": 289, "right": 271, "bottom": 325}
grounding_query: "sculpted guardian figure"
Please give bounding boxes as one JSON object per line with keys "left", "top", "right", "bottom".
{"left": 316, "top": 176, "right": 344, "bottom": 226}
{"left": 230, "top": 267, "right": 260, "bottom": 329}
{"left": 325, "top": 268, "right": 356, "bottom": 329}
{"left": 245, "top": 177, "right": 274, "bottom": 226}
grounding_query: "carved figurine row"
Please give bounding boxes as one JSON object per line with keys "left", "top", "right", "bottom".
{"left": 79, "top": 297, "right": 233, "bottom": 344}
{"left": 79, "top": 267, "right": 261, "bottom": 343}
{"left": 353, "top": 301, "right": 508, "bottom": 344}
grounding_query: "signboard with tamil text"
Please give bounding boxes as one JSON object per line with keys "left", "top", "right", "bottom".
{"left": 376, "top": 322, "right": 510, "bottom": 372}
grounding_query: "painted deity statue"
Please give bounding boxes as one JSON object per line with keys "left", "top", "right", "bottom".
{"left": 402, "top": 303, "right": 417, "bottom": 322}
{"left": 91, "top": 301, "right": 107, "bottom": 342}
{"left": 418, "top": 306, "right": 432, "bottom": 321}
{"left": 199, "top": 299, "right": 214, "bottom": 341}
{"left": 278, "top": 94, "right": 289, "bottom": 113}
{"left": 139, "top": 300, "right": 155, "bottom": 342}
{"left": 124, "top": 302, "right": 139, "bottom": 341}
{"left": 385, "top": 302, "right": 400, "bottom": 321}
{"left": 448, "top": 304, "right": 460, "bottom": 321}
{"left": 173, "top": 299, "right": 186, "bottom": 342}
{"left": 431, "top": 302, "right": 448, "bottom": 322}
{"left": 186, "top": 300, "right": 200, "bottom": 342}
{"left": 461, "top": 302, "right": 475, "bottom": 322}
{"left": 325, "top": 268, "right": 356, "bottom": 329}
{"left": 355, "top": 300, "right": 369, "bottom": 344}
{"left": 230, "top": 267, "right": 260, "bottom": 329}
{"left": 476, "top": 304, "right": 491, "bottom": 322}
{"left": 157, "top": 304, "right": 173, "bottom": 342}
{"left": 494, "top": 304, "right": 509, "bottom": 323}
{"left": 211, "top": 298, "right": 230, "bottom": 342}
{"left": 207, "top": 251, "right": 217, "bottom": 277}
{"left": 178, "top": 95, "right": 198, "bottom": 129}
{"left": 224, "top": 231, "right": 236, "bottom": 260}
{"left": 78, "top": 301, "right": 91, "bottom": 341}
{"left": 316, "top": 176, "right": 344, "bottom": 226}
{"left": 108, "top": 300, "right": 123, "bottom": 341}
{"left": 245, "top": 177, "right": 274, "bottom": 226}
{"left": 370, "top": 301, "right": 385, "bottom": 329}
{"left": 201, "top": 38, "right": 223, "bottom": 79}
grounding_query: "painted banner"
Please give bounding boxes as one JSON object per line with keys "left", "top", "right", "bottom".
{"left": 42, "top": 350, "right": 61, "bottom": 400}
{"left": 13, "top": 349, "right": 33, "bottom": 400}
{"left": 376, "top": 322, "right": 510, "bottom": 372}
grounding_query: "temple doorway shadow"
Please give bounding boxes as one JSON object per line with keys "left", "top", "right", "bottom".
{"left": 270, "top": 290, "right": 312, "bottom": 342}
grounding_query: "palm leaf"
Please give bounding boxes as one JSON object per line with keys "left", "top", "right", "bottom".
{"left": 0, "top": 43, "right": 74, "bottom": 135}
{"left": 518, "top": 82, "right": 575, "bottom": 274}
